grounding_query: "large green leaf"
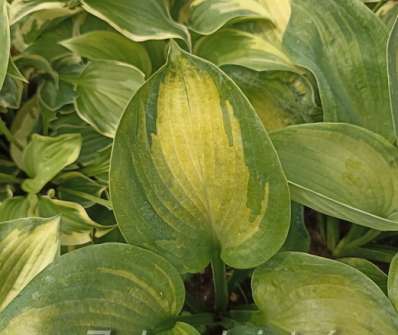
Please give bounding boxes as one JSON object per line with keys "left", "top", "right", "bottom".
{"left": 0, "top": 0, "right": 10, "bottom": 89}
{"left": 80, "top": 0, "right": 190, "bottom": 44}
{"left": 184, "top": 0, "right": 280, "bottom": 35}
{"left": 266, "top": 0, "right": 396, "bottom": 142}
{"left": 0, "top": 243, "right": 186, "bottom": 334}
{"left": 60, "top": 31, "right": 152, "bottom": 76}
{"left": 36, "top": 196, "right": 114, "bottom": 245}
{"left": 388, "top": 18, "right": 398, "bottom": 131}
{"left": 270, "top": 123, "right": 398, "bottom": 231}
{"left": 21, "top": 133, "right": 82, "bottom": 194}
{"left": 110, "top": 43, "right": 290, "bottom": 272}
{"left": 0, "top": 217, "right": 60, "bottom": 312}
{"left": 252, "top": 252, "right": 398, "bottom": 334}
{"left": 74, "top": 60, "right": 145, "bottom": 138}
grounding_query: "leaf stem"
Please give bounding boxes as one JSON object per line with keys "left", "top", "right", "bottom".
{"left": 211, "top": 252, "right": 229, "bottom": 313}
{"left": 0, "top": 119, "right": 23, "bottom": 150}
{"left": 325, "top": 216, "right": 340, "bottom": 252}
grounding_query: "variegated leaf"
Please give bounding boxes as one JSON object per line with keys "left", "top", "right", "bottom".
{"left": 21, "top": 134, "right": 82, "bottom": 194}
{"left": 80, "top": 0, "right": 190, "bottom": 44}
{"left": 110, "top": 43, "right": 290, "bottom": 272}
{"left": 74, "top": 60, "right": 145, "bottom": 138}
{"left": 0, "top": 244, "right": 185, "bottom": 335}
{"left": 0, "top": 217, "right": 60, "bottom": 312}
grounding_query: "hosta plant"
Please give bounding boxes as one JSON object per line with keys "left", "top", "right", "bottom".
{"left": 1, "top": 0, "right": 398, "bottom": 334}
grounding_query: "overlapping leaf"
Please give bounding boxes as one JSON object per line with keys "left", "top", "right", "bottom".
{"left": 184, "top": 0, "right": 284, "bottom": 35}
{"left": 252, "top": 252, "right": 398, "bottom": 334}
{"left": 60, "top": 31, "right": 152, "bottom": 76}
{"left": 110, "top": 43, "right": 290, "bottom": 272}
{"left": 0, "top": 244, "right": 186, "bottom": 335}
{"left": 270, "top": 123, "right": 398, "bottom": 231}
{"left": 21, "top": 133, "right": 82, "bottom": 193}
{"left": 0, "top": 217, "right": 60, "bottom": 312}
{"left": 80, "top": 0, "right": 190, "bottom": 44}
{"left": 265, "top": 0, "right": 396, "bottom": 142}
{"left": 74, "top": 60, "right": 145, "bottom": 138}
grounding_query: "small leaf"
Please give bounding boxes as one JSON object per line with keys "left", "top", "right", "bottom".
{"left": 9, "top": 97, "right": 40, "bottom": 170}
{"left": 252, "top": 252, "right": 398, "bottom": 334}
{"left": 21, "top": 133, "right": 82, "bottom": 194}
{"left": 37, "top": 196, "right": 114, "bottom": 245}
{"left": 74, "top": 60, "right": 145, "bottom": 138}
{"left": 54, "top": 172, "right": 106, "bottom": 208}
{"left": 0, "top": 217, "right": 60, "bottom": 312}
{"left": 80, "top": 0, "right": 190, "bottom": 44}
{"left": 270, "top": 123, "right": 398, "bottom": 231}
{"left": 0, "top": 243, "right": 185, "bottom": 334}
{"left": 0, "top": 0, "right": 10, "bottom": 89}
{"left": 60, "top": 31, "right": 152, "bottom": 76}
{"left": 110, "top": 43, "right": 290, "bottom": 272}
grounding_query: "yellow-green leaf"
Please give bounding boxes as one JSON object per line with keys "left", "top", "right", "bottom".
{"left": 110, "top": 43, "right": 290, "bottom": 272}
{"left": 0, "top": 217, "right": 60, "bottom": 312}
{"left": 21, "top": 134, "right": 82, "bottom": 194}
{"left": 270, "top": 123, "right": 398, "bottom": 231}
{"left": 0, "top": 195, "right": 37, "bottom": 221}
{"left": 252, "top": 252, "right": 398, "bottom": 334}
{"left": 37, "top": 196, "right": 114, "bottom": 245}
{"left": 0, "top": 243, "right": 185, "bottom": 334}
{"left": 74, "top": 60, "right": 145, "bottom": 138}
